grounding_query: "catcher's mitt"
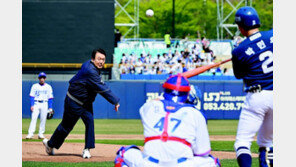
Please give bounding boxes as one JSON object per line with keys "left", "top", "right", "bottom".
{"left": 47, "top": 109, "right": 54, "bottom": 119}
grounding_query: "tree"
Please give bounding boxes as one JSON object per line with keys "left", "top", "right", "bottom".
{"left": 115, "top": 0, "right": 273, "bottom": 39}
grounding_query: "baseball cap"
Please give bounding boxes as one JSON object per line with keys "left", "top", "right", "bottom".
{"left": 38, "top": 72, "right": 47, "bottom": 78}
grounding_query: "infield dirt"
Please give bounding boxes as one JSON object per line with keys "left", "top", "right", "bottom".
{"left": 23, "top": 134, "right": 258, "bottom": 163}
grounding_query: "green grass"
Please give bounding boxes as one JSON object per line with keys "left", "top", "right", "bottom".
{"left": 211, "top": 141, "right": 259, "bottom": 153}
{"left": 207, "top": 120, "right": 239, "bottom": 135}
{"left": 22, "top": 119, "right": 238, "bottom": 135}
{"left": 222, "top": 158, "right": 259, "bottom": 166}
{"left": 23, "top": 119, "right": 252, "bottom": 167}
{"left": 22, "top": 139, "right": 259, "bottom": 153}
{"left": 22, "top": 161, "right": 113, "bottom": 167}
{"left": 23, "top": 159, "right": 259, "bottom": 167}
{"left": 22, "top": 119, "right": 144, "bottom": 135}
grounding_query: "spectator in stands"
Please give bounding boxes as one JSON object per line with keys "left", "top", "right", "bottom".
{"left": 183, "top": 51, "right": 191, "bottom": 65}
{"left": 114, "top": 29, "right": 122, "bottom": 47}
{"left": 156, "top": 65, "right": 161, "bottom": 74}
{"left": 142, "top": 66, "right": 150, "bottom": 75}
{"left": 117, "top": 38, "right": 233, "bottom": 77}
{"left": 135, "top": 58, "right": 143, "bottom": 74}
{"left": 145, "top": 54, "right": 153, "bottom": 65}
{"left": 171, "top": 52, "right": 179, "bottom": 65}
{"left": 121, "top": 53, "right": 127, "bottom": 64}
{"left": 195, "top": 58, "right": 202, "bottom": 67}
{"left": 162, "top": 53, "right": 169, "bottom": 64}
{"left": 182, "top": 63, "right": 188, "bottom": 73}
{"left": 130, "top": 53, "right": 137, "bottom": 65}
{"left": 201, "top": 59, "right": 207, "bottom": 66}
{"left": 202, "top": 37, "right": 214, "bottom": 58}
{"left": 215, "top": 67, "right": 222, "bottom": 75}
{"left": 164, "top": 32, "right": 171, "bottom": 48}
{"left": 171, "top": 60, "right": 183, "bottom": 74}
{"left": 160, "top": 62, "right": 169, "bottom": 74}
{"left": 205, "top": 53, "right": 212, "bottom": 65}
{"left": 174, "top": 39, "right": 180, "bottom": 48}
{"left": 140, "top": 54, "right": 145, "bottom": 63}
{"left": 187, "top": 60, "right": 196, "bottom": 71}
{"left": 129, "top": 64, "right": 136, "bottom": 74}
{"left": 119, "top": 63, "right": 128, "bottom": 74}
{"left": 192, "top": 44, "right": 202, "bottom": 57}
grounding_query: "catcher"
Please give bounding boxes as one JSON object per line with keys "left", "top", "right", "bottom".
{"left": 114, "top": 74, "right": 220, "bottom": 167}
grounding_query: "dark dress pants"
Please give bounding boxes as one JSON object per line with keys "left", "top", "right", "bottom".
{"left": 48, "top": 96, "right": 95, "bottom": 149}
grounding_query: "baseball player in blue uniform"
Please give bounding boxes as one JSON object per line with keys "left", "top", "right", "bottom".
{"left": 42, "top": 48, "right": 120, "bottom": 159}
{"left": 26, "top": 72, "right": 54, "bottom": 139}
{"left": 232, "top": 7, "right": 273, "bottom": 167}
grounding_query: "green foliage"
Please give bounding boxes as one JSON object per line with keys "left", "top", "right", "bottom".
{"left": 115, "top": 0, "right": 273, "bottom": 39}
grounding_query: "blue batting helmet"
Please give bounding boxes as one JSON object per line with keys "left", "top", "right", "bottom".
{"left": 38, "top": 72, "right": 47, "bottom": 78}
{"left": 162, "top": 74, "right": 191, "bottom": 103}
{"left": 235, "top": 6, "right": 260, "bottom": 30}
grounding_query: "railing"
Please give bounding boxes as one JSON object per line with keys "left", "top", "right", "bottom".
{"left": 22, "top": 63, "right": 114, "bottom": 68}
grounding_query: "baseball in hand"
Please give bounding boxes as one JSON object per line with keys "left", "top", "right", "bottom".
{"left": 115, "top": 104, "right": 120, "bottom": 112}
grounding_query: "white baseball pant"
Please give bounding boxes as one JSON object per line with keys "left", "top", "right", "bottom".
{"left": 123, "top": 148, "right": 217, "bottom": 167}
{"left": 28, "top": 101, "right": 48, "bottom": 136}
{"left": 234, "top": 90, "right": 273, "bottom": 151}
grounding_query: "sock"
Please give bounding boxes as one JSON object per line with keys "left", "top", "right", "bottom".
{"left": 259, "top": 147, "right": 273, "bottom": 167}
{"left": 236, "top": 146, "right": 252, "bottom": 167}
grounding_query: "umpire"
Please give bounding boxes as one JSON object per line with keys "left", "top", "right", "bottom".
{"left": 42, "top": 48, "right": 120, "bottom": 159}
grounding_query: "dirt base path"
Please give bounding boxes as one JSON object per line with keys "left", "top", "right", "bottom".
{"left": 23, "top": 142, "right": 258, "bottom": 163}
{"left": 23, "top": 134, "right": 245, "bottom": 141}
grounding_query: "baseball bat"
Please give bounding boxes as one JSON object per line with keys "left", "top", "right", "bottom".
{"left": 182, "top": 58, "right": 232, "bottom": 78}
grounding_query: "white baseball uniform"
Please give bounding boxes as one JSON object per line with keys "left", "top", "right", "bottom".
{"left": 28, "top": 83, "right": 53, "bottom": 137}
{"left": 122, "top": 99, "right": 218, "bottom": 167}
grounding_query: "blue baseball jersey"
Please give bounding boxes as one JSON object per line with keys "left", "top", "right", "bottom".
{"left": 232, "top": 29, "right": 273, "bottom": 91}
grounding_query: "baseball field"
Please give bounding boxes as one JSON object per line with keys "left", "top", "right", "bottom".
{"left": 22, "top": 119, "right": 259, "bottom": 167}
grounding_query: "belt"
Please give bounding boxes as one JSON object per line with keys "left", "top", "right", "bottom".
{"left": 34, "top": 100, "right": 47, "bottom": 103}
{"left": 147, "top": 156, "right": 187, "bottom": 164}
{"left": 67, "top": 91, "right": 84, "bottom": 105}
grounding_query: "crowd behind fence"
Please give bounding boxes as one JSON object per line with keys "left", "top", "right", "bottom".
{"left": 116, "top": 38, "right": 235, "bottom": 76}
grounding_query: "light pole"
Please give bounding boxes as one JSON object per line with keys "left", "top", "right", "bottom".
{"left": 172, "top": 0, "right": 175, "bottom": 38}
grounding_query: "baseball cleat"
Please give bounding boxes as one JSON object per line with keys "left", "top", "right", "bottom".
{"left": 42, "top": 138, "right": 54, "bottom": 155}
{"left": 82, "top": 149, "right": 91, "bottom": 159}
{"left": 38, "top": 134, "right": 45, "bottom": 139}
{"left": 26, "top": 134, "right": 34, "bottom": 139}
